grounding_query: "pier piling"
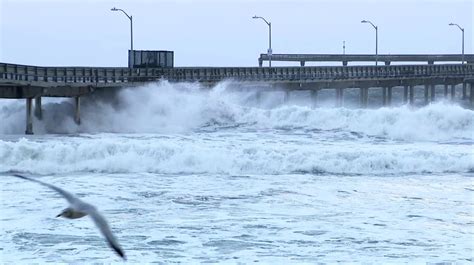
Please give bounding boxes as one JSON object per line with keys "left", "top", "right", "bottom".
{"left": 382, "top": 87, "right": 387, "bottom": 106}
{"left": 430, "top": 84, "right": 435, "bottom": 102}
{"left": 25, "top": 98, "right": 33, "bottom": 135}
{"left": 469, "top": 82, "right": 473, "bottom": 107}
{"left": 310, "top": 89, "right": 318, "bottom": 107}
{"left": 424, "top": 85, "right": 430, "bottom": 105}
{"left": 403, "top": 85, "right": 408, "bottom": 104}
{"left": 387, "top": 87, "right": 392, "bottom": 106}
{"left": 336, "top": 88, "right": 344, "bottom": 107}
{"left": 409, "top": 85, "right": 414, "bottom": 105}
{"left": 463, "top": 83, "right": 467, "bottom": 99}
{"left": 34, "top": 97, "right": 42, "bottom": 120}
{"left": 283, "top": 91, "right": 290, "bottom": 104}
{"left": 74, "top": 96, "right": 81, "bottom": 125}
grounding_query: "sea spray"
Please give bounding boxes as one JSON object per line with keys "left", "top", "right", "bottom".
{"left": 0, "top": 81, "right": 472, "bottom": 141}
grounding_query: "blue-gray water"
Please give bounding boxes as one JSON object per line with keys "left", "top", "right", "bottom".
{"left": 1, "top": 82, "right": 473, "bottom": 263}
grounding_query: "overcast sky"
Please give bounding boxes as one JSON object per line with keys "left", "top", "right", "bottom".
{"left": 0, "top": 0, "right": 472, "bottom": 67}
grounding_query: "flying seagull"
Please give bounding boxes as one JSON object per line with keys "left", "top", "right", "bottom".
{"left": 11, "top": 174, "right": 126, "bottom": 260}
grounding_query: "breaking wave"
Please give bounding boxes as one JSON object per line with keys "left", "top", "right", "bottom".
{"left": 0, "top": 135, "right": 472, "bottom": 175}
{"left": 0, "top": 81, "right": 472, "bottom": 142}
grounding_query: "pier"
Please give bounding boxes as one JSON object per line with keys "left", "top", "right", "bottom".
{"left": 258, "top": 54, "right": 474, "bottom": 66}
{"left": 1, "top": 55, "right": 473, "bottom": 134}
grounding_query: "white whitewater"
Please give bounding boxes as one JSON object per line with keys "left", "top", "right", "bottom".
{"left": 0, "top": 81, "right": 473, "bottom": 263}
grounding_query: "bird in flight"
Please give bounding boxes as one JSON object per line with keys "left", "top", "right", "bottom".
{"left": 11, "top": 174, "right": 126, "bottom": 260}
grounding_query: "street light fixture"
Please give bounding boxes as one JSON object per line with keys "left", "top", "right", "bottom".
{"left": 111, "top": 7, "right": 134, "bottom": 68}
{"left": 449, "top": 23, "right": 465, "bottom": 64}
{"left": 253, "top": 15, "right": 272, "bottom": 67}
{"left": 361, "top": 20, "right": 378, "bottom": 66}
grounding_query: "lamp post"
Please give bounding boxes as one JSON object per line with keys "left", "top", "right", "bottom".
{"left": 111, "top": 7, "right": 133, "bottom": 68}
{"left": 449, "top": 23, "right": 465, "bottom": 64}
{"left": 361, "top": 20, "right": 378, "bottom": 66}
{"left": 253, "top": 15, "right": 272, "bottom": 67}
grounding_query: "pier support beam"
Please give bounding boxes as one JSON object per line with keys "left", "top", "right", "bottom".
{"left": 451, "top": 84, "right": 456, "bottom": 100}
{"left": 74, "top": 96, "right": 81, "bottom": 125}
{"left": 382, "top": 87, "right": 387, "bottom": 106}
{"left": 430, "top": 84, "right": 435, "bottom": 102}
{"left": 403, "top": 85, "right": 408, "bottom": 104}
{"left": 283, "top": 91, "right": 290, "bottom": 104}
{"left": 387, "top": 87, "right": 392, "bottom": 106}
{"left": 470, "top": 83, "right": 473, "bottom": 107}
{"left": 256, "top": 91, "right": 262, "bottom": 105}
{"left": 424, "top": 85, "right": 429, "bottom": 105}
{"left": 360, "top": 87, "right": 368, "bottom": 108}
{"left": 34, "top": 97, "right": 42, "bottom": 120}
{"left": 409, "top": 85, "right": 414, "bottom": 105}
{"left": 462, "top": 83, "right": 467, "bottom": 99}
{"left": 25, "top": 98, "right": 33, "bottom": 135}
{"left": 310, "top": 89, "right": 318, "bottom": 107}
{"left": 336, "top": 88, "right": 344, "bottom": 107}
{"left": 444, "top": 84, "right": 449, "bottom": 98}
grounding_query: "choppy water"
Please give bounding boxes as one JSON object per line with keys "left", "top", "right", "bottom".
{"left": 1, "top": 82, "right": 473, "bottom": 263}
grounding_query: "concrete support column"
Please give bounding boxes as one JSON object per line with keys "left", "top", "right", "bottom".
{"left": 336, "top": 88, "right": 344, "bottom": 107}
{"left": 430, "top": 84, "right": 435, "bottom": 102}
{"left": 283, "top": 91, "right": 290, "bottom": 104}
{"left": 424, "top": 85, "right": 430, "bottom": 105}
{"left": 360, "top": 87, "right": 368, "bottom": 108}
{"left": 469, "top": 83, "right": 473, "bottom": 107}
{"left": 34, "top": 97, "right": 42, "bottom": 120}
{"left": 340, "top": 88, "right": 344, "bottom": 107}
{"left": 451, "top": 84, "right": 456, "bottom": 100}
{"left": 403, "top": 85, "right": 408, "bottom": 104}
{"left": 444, "top": 84, "right": 449, "bottom": 98}
{"left": 310, "top": 89, "right": 318, "bottom": 107}
{"left": 382, "top": 87, "right": 387, "bottom": 106}
{"left": 409, "top": 85, "right": 414, "bottom": 105}
{"left": 256, "top": 91, "right": 262, "bottom": 105}
{"left": 387, "top": 87, "right": 392, "bottom": 106}
{"left": 25, "top": 98, "right": 33, "bottom": 135}
{"left": 462, "top": 83, "right": 467, "bottom": 99}
{"left": 74, "top": 96, "right": 81, "bottom": 125}
{"left": 469, "top": 82, "right": 474, "bottom": 107}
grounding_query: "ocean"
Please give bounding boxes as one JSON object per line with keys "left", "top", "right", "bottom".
{"left": 0, "top": 81, "right": 473, "bottom": 263}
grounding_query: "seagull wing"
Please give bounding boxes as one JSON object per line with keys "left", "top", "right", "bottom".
{"left": 11, "top": 173, "right": 126, "bottom": 260}
{"left": 12, "top": 174, "right": 79, "bottom": 205}
{"left": 86, "top": 207, "right": 126, "bottom": 260}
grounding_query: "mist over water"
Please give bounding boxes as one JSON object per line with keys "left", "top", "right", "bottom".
{"left": 1, "top": 81, "right": 473, "bottom": 263}
{"left": 1, "top": 81, "right": 473, "bottom": 140}
{"left": 0, "top": 81, "right": 473, "bottom": 175}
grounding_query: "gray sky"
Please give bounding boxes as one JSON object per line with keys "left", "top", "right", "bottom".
{"left": 1, "top": 0, "right": 472, "bottom": 67}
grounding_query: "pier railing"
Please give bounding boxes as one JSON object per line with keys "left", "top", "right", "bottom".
{"left": 1, "top": 63, "right": 473, "bottom": 86}
{"left": 258, "top": 54, "right": 474, "bottom": 66}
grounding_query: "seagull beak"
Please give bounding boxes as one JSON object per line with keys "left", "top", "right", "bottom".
{"left": 56, "top": 214, "right": 62, "bottom": 218}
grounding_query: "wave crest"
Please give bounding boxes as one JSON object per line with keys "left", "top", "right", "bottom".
{"left": 0, "top": 81, "right": 472, "bottom": 141}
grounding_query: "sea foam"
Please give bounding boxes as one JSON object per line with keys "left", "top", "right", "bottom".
{"left": 0, "top": 81, "right": 473, "bottom": 142}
